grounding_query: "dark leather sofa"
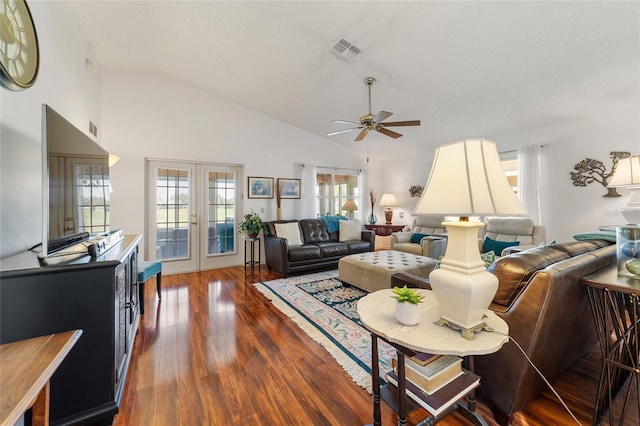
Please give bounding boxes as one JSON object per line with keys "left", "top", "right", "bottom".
{"left": 391, "top": 239, "right": 616, "bottom": 425}
{"left": 264, "top": 219, "right": 375, "bottom": 277}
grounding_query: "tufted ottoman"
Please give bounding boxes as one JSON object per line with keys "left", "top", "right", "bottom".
{"left": 338, "top": 250, "right": 437, "bottom": 292}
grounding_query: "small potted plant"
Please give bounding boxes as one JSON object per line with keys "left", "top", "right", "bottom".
{"left": 391, "top": 285, "right": 424, "bottom": 326}
{"left": 238, "top": 211, "right": 268, "bottom": 238}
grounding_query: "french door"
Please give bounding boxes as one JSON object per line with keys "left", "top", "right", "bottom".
{"left": 146, "top": 160, "right": 241, "bottom": 274}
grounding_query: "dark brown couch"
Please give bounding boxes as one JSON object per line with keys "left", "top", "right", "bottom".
{"left": 264, "top": 219, "right": 375, "bottom": 277}
{"left": 390, "top": 239, "right": 616, "bottom": 425}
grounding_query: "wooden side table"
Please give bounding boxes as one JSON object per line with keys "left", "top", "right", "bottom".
{"left": 0, "top": 330, "right": 82, "bottom": 426}
{"left": 581, "top": 264, "right": 640, "bottom": 425}
{"left": 365, "top": 224, "right": 405, "bottom": 236}
{"left": 357, "top": 289, "right": 508, "bottom": 425}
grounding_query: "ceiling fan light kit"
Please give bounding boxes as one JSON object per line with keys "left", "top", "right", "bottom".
{"left": 328, "top": 76, "right": 420, "bottom": 141}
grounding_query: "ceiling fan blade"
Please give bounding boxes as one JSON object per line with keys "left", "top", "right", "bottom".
{"left": 381, "top": 120, "right": 421, "bottom": 127}
{"left": 376, "top": 127, "right": 403, "bottom": 139}
{"left": 331, "top": 119, "right": 361, "bottom": 125}
{"left": 354, "top": 128, "right": 369, "bottom": 141}
{"left": 326, "top": 127, "right": 362, "bottom": 136}
{"left": 373, "top": 110, "right": 393, "bottom": 123}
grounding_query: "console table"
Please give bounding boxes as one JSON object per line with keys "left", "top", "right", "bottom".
{"left": 365, "top": 224, "right": 405, "bottom": 236}
{"left": 357, "top": 289, "right": 508, "bottom": 425}
{"left": 581, "top": 264, "right": 640, "bottom": 425}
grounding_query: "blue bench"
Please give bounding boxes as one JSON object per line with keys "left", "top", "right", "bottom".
{"left": 137, "top": 260, "right": 162, "bottom": 315}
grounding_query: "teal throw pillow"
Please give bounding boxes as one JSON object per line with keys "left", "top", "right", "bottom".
{"left": 411, "top": 233, "right": 429, "bottom": 244}
{"left": 483, "top": 236, "right": 520, "bottom": 255}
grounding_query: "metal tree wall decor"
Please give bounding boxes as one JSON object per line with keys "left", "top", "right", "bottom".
{"left": 409, "top": 185, "right": 423, "bottom": 197}
{"left": 570, "top": 151, "right": 631, "bottom": 197}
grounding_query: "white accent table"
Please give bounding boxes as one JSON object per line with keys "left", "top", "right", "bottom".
{"left": 357, "top": 289, "right": 509, "bottom": 425}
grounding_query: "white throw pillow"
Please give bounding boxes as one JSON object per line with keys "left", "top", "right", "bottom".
{"left": 339, "top": 220, "right": 362, "bottom": 242}
{"left": 275, "top": 222, "right": 303, "bottom": 246}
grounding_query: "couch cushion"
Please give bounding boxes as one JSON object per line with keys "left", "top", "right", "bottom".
{"left": 339, "top": 219, "right": 362, "bottom": 241}
{"left": 275, "top": 222, "right": 303, "bottom": 246}
{"left": 313, "top": 242, "right": 349, "bottom": 258}
{"left": 410, "top": 233, "right": 429, "bottom": 244}
{"left": 483, "top": 236, "right": 520, "bottom": 255}
{"left": 489, "top": 246, "right": 570, "bottom": 307}
{"left": 300, "top": 219, "right": 331, "bottom": 243}
{"left": 343, "top": 240, "right": 372, "bottom": 254}
{"left": 288, "top": 245, "right": 321, "bottom": 261}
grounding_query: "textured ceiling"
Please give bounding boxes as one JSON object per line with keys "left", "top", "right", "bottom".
{"left": 67, "top": 1, "right": 640, "bottom": 156}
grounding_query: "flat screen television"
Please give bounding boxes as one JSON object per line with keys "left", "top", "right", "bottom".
{"left": 43, "top": 104, "right": 110, "bottom": 256}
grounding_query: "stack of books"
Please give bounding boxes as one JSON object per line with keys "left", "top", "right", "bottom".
{"left": 386, "top": 353, "right": 480, "bottom": 417}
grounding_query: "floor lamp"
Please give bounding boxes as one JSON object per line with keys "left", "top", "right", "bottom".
{"left": 413, "top": 139, "right": 526, "bottom": 339}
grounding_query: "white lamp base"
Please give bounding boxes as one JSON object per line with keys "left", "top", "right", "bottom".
{"left": 621, "top": 187, "right": 640, "bottom": 224}
{"left": 429, "top": 220, "right": 498, "bottom": 340}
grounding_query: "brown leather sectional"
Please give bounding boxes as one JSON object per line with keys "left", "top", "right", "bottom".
{"left": 391, "top": 239, "right": 616, "bottom": 425}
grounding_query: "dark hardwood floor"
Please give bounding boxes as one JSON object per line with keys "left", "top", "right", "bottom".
{"left": 113, "top": 265, "right": 636, "bottom": 426}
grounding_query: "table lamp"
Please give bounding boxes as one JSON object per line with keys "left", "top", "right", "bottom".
{"left": 342, "top": 199, "right": 358, "bottom": 220}
{"left": 414, "top": 139, "right": 526, "bottom": 339}
{"left": 379, "top": 193, "right": 398, "bottom": 224}
{"left": 607, "top": 155, "right": 640, "bottom": 224}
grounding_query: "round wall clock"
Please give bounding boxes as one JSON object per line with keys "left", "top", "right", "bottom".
{"left": 0, "top": 0, "right": 39, "bottom": 91}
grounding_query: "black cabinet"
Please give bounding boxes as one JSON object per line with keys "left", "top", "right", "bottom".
{"left": 0, "top": 234, "right": 141, "bottom": 425}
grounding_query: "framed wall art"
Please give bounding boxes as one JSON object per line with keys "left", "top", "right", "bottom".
{"left": 278, "top": 178, "right": 301, "bottom": 199}
{"left": 247, "top": 176, "right": 274, "bottom": 199}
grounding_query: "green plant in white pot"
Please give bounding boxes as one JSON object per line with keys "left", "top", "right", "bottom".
{"left": 392, "top": 285, "right": 424, "bottom": 326}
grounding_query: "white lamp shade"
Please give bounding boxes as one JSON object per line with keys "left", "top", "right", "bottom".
{"left": 413, "top": 139, "right": 526, "bottom": 217}
{"left": 379, "top": 193, "right": 398, "bottom": 207}
{"left": 607, "top": 155, "right": 640, "bottom": 188}
{"left": 108, "top": 154, "right": 120, "bottom": 167}
{"left": 607, "top": 155, "right": 640, "bottom": 224}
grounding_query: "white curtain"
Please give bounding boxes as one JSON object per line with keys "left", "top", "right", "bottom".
{"left": 517, "top": 144, "right": 548, "bottom": 226}
{"left": 300, "top": 163, "right": 317, "bottom": 218}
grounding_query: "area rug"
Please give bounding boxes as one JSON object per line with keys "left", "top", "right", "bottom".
{"left": 254, "top": 270, "right": 396, "bottom": 393}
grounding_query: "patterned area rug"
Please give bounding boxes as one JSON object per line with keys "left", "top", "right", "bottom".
{"left": 254, "top": 270, "right": 396, "bottom": 393}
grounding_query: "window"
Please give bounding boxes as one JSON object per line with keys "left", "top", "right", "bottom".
{"left": 73, "top": 163, "right": 110, "bottom": 234}
{"left": 500, "top": 151, "right": 519, "bottom": 194}
{"left": 316, "top": 168, "right": 359, "bottom": 216}
{"left": 206, "top": 170, "right": 236, "bottom": 255}
{"left": 155, "top": 168, "right": 190, "bottom": 259}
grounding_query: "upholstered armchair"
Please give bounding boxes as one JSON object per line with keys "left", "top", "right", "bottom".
{"left": 390, "top": 216, "right": 447, "bottom": 259}
{"left": 480, "top": 217, "right": 546, "bottom": 256}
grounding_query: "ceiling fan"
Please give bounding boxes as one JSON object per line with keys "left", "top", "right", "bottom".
{"left": 327, "top": 76, "right": 421, "bottom": 142}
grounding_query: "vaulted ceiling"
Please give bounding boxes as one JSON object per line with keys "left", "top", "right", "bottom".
{"left": 67, "top": 1, "right": 640, "bottom": 156}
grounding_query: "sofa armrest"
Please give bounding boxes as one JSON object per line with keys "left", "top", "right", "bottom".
{"left": 360, "top": 230, "right": 375, "bottom": 250}
{"left": 420, "top": 236, "right": 446, "bottom": 259}
{"left": 264, "top": 235, "right": 290, "bottom": 273}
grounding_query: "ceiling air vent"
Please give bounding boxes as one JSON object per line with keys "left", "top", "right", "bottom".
{"left": 330, "top": 39, "right": 362, "bottom": 60}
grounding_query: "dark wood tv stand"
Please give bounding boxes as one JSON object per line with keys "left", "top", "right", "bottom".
{"left": 0, "top": 234, "right": 141, "bottom": 425}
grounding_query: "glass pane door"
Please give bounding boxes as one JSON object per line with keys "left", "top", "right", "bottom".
{"left": 147, "top": 161, "right": 197, "bottom": 274}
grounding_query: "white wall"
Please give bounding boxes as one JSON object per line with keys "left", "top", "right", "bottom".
{"left": 381, "top": 107, "right": 640, "bottom": 242}
{"left": 101, "top": 71, "right": 368, "bottom": 269}
{"left": 0, "top": 1, "right": 103, "bottom": 258}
